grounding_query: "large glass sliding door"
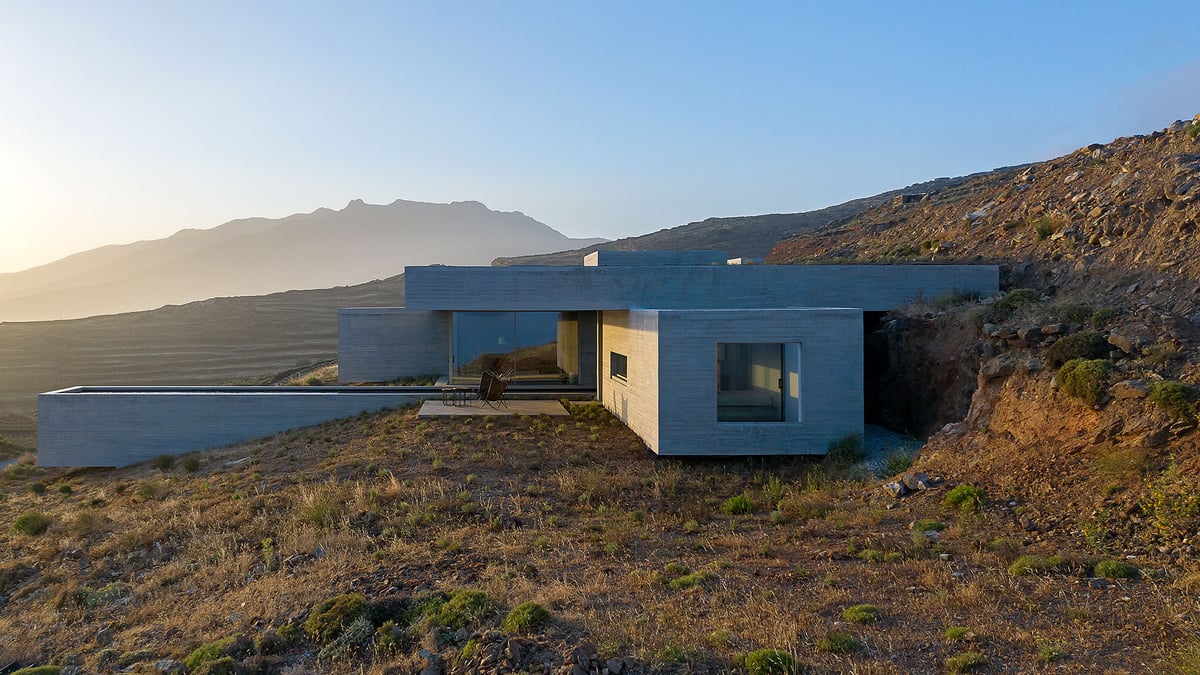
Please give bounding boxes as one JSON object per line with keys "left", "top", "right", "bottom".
{"left": 451, "top": 312, "right": 578, "bottom": 383}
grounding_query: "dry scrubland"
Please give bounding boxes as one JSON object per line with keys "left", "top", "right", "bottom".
{"left": 0, "top": 403, "right": 1198, "bottom": 674}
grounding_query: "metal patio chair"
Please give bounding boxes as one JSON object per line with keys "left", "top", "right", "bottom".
{"left": 477, "top": 369, "right": 511, "bottom": 409}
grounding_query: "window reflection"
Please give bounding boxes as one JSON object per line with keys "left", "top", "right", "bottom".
{"left": 452, "top": 312, "right": 577, "bottom": 383}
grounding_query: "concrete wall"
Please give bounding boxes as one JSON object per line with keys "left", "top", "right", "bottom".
{"left": 404, "top": 264, "right": 999, "bottom": 312}
{"left": 338, "top": 308, "right": 449, "bottom": 382}
{"left": 598, "top": 311, "right": 660, "bottom": 451}
{"left": 609, "top": 308, "right": 863, "bottom": 456}
{"left": 37, "top": 387, "right": 427, "bottom": 467}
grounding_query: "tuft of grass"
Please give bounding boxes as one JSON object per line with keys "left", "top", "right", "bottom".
{"left": 842, "top": 603, "right": 880, "bottom": 624}
{"left": 722, "top": 493, "right": 753, "bottom": 515}
{"left": 501, "top": 601, "right": 550, "bottom": 633}
{"left": 945, "top": 626, "right": 970, "bottom": 641}
{"left": 181, "top": 454, "right": 201, "bottom": 473}
{"left": 1058, "top": 358, "right": 1112, "bottom": 407}
{"left": 823, "top": 433, "right": 864, "bottom": 468}
{"left": 944, "top": 485, "right": 987, "bottom": 513}
{"left": 817, "top": 630, "right": 862, "bottom": 653}
{"left": 744, "top": 648, "right": 796, "bottom": 675}
{"left": 11, "top": 668, "right": 61, "bottom": 675}
{"left": 12, "top": 511, "right": 51, "bottom": 536}
{"left": 883, "top": 451, "right": 914, "bottom": 476}
{"left": 945, "top": 651, "right": 986, "bottom": 673}
{"left": 153, "top": 453, "right": 176, "bottom": 471}
{"left": 1094, "top": 559, "right": 1140, "bottom": 580}
{"left": 183, "top": 637, "right": 236, "bottom": 671}
{"left": 1008, "top": 554, "right": 1066, "bottom": 576}
{"left": 1036, "top": 641, "right": 1068, "bottom": 663}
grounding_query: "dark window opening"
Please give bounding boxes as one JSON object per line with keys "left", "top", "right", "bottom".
{"left": 610, "top": 352, "right": 628, "bottom": 381}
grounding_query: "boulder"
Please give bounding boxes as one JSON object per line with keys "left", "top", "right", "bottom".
{"left": 883, "top": 482, "right": 908, "bottom": 498}
{"left": 902, "top": 472, "right": 936, "bottom": 491}
{"left": 1111, "top": 379, "right": 1150, "bottom": 399}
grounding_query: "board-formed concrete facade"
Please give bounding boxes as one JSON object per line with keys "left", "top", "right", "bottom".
{"left": 338, "top": 254, "right": 999, "bottom": 457}
{"left": 37, "top": 251, "right": 1000, "bottom": 466}
{"left": 37, "top": 387, "right": 426, "bottom": 467}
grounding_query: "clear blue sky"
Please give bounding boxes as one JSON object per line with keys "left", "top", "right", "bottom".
{"left": 2, "top": 1, "right": 1198, "bottom": 273}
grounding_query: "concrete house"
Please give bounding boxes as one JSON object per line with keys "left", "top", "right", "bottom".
{"left": 339, "top": 251, "right": 999, "bottom": 457}
{"left": 38, "top": 251, "right": 998, "bottom": 466}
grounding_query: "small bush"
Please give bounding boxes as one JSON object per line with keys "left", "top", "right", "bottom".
{"left": 304, "top": 593, "right": 369, "bottom": 643}
{"left": 423, "top": 588, "right": 494, "bottom": 630}
{"left": 1149, "top": 381, "right": 1195, "bottom": 421}
{"left": 1008, "top": 554, "right": 1066, "bottom": 576}
{"left": 944, "top": 651, "right": 986, "bottom": 673}
{"left": 1094, "top": 559, "right": 1140, "bottom": 580}
{"left": 944, "top": 626, "right": 970, "bottom": 641}
{"left": 501, "top": 601, "right": 550, "bottom": 633}
{"left": 991, "top": 287, "right": 1040, "bottom": 320}
{"left": 183, "top": 637, "right": 236, "bottom": 671}
{"left": 153, "top": 454, "right": 176, "bottom": 471}
{"left": 842, "top": 604, "right": 879, "bottom": 624}
{"left": 1036, "top": 641, "right": 1067, "bottom": 663}
{"left": 11, "top": 667, "right": 61, "bottom": 675}
{"left": 182, "top": 455, "right": 202, "bottom": 473}
{"left": 12, "top": 511, "right": 51, "bottom": 536}
{"left": 817, "top": 630, "right": 862, "bottom": 653}
{"left": 29, "top": 482, "right": 46, "bottom": 496}
{"left": 912, "top": 518, "right": 947, "bottom": 532}
{"left": 722, "top": 493, "right": 753, "bottom": 515}
{"left": 944, "top": 485, "right": 987, "bottom": 513}
{"left": 744, "top": 648, "right": 796, "bottom": 675}
{"left": 884, "top": 451, "right": 914, "bottom": 476}
{"left": 1058, "top": 358, "right": 1112, "bottom": 406}
{"left": 667, "top": 570, "right": 715, "bottom": 591}
{"left": 1045, "top": 331, "right": 1109, "bottom": 368}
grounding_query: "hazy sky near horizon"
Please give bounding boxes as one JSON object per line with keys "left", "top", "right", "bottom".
{"left": 2, "top": 1, "right": 1199, "bottom": 274}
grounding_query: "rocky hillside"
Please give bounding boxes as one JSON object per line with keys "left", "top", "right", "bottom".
{"left": 773, "top": 115, "right": 1200, "bottom": 592}
{"left": 494, "top": 176, "right": 970, "bottom": 266}
{"left": 769, "top": 115, "right": 1200, "bottom": 309}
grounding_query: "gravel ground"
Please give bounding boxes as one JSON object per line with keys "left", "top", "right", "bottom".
{"left": 861, "top": 423, "right": 925, "bottom": 477}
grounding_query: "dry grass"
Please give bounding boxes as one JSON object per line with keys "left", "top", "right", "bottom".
{"left": 0, "top": 403, "right": 1195, "bottom": 672}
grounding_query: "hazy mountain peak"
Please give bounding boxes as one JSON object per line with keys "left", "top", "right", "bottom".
{"left": 0, "top": 198, "right": 606, "bottom": 321}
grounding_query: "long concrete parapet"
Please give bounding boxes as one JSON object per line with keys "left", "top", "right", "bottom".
{"left": 37, "top": 387, "right": 426, "bottom": 467}
{"left": 404, "top": 264, "right": 1000, "bottom": 312}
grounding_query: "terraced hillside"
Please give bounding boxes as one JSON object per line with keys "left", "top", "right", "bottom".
{"left": 0, "top": 275, "right": 405, "bottom": 420}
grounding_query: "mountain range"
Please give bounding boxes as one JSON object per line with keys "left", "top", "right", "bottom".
{"left": 0, "top": 199, "right": 605, "bottom": 322}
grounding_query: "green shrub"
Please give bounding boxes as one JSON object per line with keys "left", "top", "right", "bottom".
{"left": 667, "top": 570, "right": 715, "bottom": 591}
{"left": 11, "top": 667, "right": 61, "bottom": 675}
{"left": 722, "top": 493, "right": 753, "bottom": 515}
{"left": 883, "top": 451, "right": 914, "bottom": 476}
{"left": 57, "top": 484, "right": 72, "bottom": 496}
{"left": 744, "top": 648, "right": 796, "bottom": 675}
{"left": 12, "top": 511, "right": 51, "bottom": 536}
{"left": 153, "top": 454, "right": 176, "bottom": 471}
{"left": 423, "top": 589, "right": 494, "bottom": 629}
{"left": 1008, "top": 554, "right": 1066, "bottom": 576}
{"left": 29, "top": 482, "right": 46, "bottom": 496}
{"left": 1149, "top": 381, "right": 1195, "bottom": 421}
{"left": 304, "top": 593, "right": 369, "bottom": 643}
{"left": 182, "top": 455, "right": 202, "bottom": 473}
{"left": 1090, "top": 307, "right": 1116, "bottom": 328}
{"left": 254, "top": 630, "right": 286, "bottom": 655}
{"left": 183, "top": 637, "right": 236, "bottom": 670}
{"left": 944, "top": 651, "right": 986, "bottom": 672}
{"left": 501, "top": 601, "right": 550, "bottom": 633}
{"left": 1094, "top": 559, "right": 1140, "bottom": 580}
{"left": 991, "top": 287, "right": 1040, "bottom": 320}
{"left": 1036, "top": 641, "right": 1067, "bottom": 663}
{"left": 944, "top": 626, "right": 970, "bottom": 641}
{"left": 842, "top": 604, "right": 879, "bottom": 624}
{"left": 944, "top": 485, "right": 987, "bottom": 512}
{"left": 817, "top": 630, "right": 862, "bottom": 653}
{"left": 1057, "top": 358, "right": 1112, "bottom": 406}
{"left": 1045, "top": 331, "right": 1109, "bottom": 368}
{"left": 912, "top": 518, "right": 947, "bottom": 532}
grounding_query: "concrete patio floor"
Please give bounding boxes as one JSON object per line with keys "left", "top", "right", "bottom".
{"left": 417, "top": 399, "right": 570, "bottom": 417}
